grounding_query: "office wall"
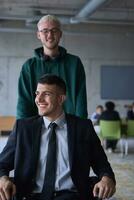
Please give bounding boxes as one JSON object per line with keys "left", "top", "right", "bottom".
{"left": 0, "top": 24, "right": 134, "bottom": 117}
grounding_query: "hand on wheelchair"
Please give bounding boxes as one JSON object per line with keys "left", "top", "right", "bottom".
{"left": 92, "top": 176, "right": 116, "bottom": 200}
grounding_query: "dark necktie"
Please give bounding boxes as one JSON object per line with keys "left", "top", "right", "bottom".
{"left": 42, "top": 122, "right": 57, "bottom": 200}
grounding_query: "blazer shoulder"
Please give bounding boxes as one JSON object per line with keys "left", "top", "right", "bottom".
{"left": 16, "top": 115, "right": 42, "bottom": 126}
{"left": 66, "top": 113, "right": 92, "bottom": 125}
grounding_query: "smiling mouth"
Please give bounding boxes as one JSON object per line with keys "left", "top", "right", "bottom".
{"left": 47, "top": 39, "right": 55, "bottom": 42}
{"left": 38, "top": 103, "right": 48, "bottom": 108}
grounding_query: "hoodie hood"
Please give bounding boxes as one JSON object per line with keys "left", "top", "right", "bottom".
{"left": 34, "top": 46, "right": 67, "bottom": 60}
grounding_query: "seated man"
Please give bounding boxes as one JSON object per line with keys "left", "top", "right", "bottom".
{"left": 0, "top": 74, "right": 116, "bottom": 200}
{"left": 127, "top": 102, "right": 134, "bottom": 120}
{"left": 100, "top": 101, "right": 120, "bottom": 152}
{"left": 90, "top": 105, "right": 103, "bottom": 125}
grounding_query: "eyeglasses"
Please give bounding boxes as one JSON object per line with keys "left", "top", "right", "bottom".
{"left": 38, "top": 28, "right": 60, "bottom": 35}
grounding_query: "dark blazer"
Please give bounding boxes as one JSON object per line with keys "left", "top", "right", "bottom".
{"left": 127, "top": 110, "right": 134, "bottom": 120}
{"left": 0, "top": 114, "right": 115, "bottom": 200}
{"left": 100, "top": 110, "right": 120, "bottom": 121}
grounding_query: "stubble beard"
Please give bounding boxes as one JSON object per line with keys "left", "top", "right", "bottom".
{"left": 44, "top": 40, "right": 59, "bottom": 51}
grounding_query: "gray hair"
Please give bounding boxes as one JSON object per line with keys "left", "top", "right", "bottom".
{"left": 37, "top": 15, "right": 61, "bottom": 29}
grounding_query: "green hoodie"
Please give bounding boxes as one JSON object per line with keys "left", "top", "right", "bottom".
{"left": 17, "top": 46, "right": 87, "bottom": 118}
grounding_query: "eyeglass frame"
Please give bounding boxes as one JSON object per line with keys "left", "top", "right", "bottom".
{"left": 38, "top": 28, "right": 61, "bottom": 35}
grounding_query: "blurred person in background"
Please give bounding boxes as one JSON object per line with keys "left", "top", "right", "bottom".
{"left": 126, "top": 102, "right": 134, "bottom": 120}
{"left": 100, "top": 101, "right": 120, "bottom": 152}
{"left": 90, "top": 105, "right": 103, "bottom": 125}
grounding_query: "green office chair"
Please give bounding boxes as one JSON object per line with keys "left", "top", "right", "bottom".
{"left": 124, "top": 120, "right": 134, "bottom": 155}
{"left": 99, "top": 120, "right": 121, "bottom": 152}
{"left": 127, "top": 120, "right": 134, "bottom": 137}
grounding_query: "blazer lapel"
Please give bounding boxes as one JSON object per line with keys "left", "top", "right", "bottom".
{"left": 66, "top": 114, "right": 76, "bottom": 170}
{"left": 32, "top": 116, "right": 43, "bottom": 173}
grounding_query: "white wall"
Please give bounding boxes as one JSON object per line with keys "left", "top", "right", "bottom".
{"left": 0, "top": 33, "right": 39, "bottom": 115}
{"left": 0, "top": 24, "right": 134, "bottom": 117}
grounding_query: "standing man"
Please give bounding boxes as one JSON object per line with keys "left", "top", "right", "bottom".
{"left": 17, "top": 14, "right": 87, "bottom": 119}
{"left": 0, "top": 75, "right": 116, "bottom": 200}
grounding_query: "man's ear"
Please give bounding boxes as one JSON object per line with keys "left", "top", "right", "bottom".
{"left": 59, "top": 94, "right": 66, "bottom": 105}
{"left": 62, "top": 95, "right": 66, "bottom": 102}
{"left": 37, "top": 31, "right": 41, "bottom": 40}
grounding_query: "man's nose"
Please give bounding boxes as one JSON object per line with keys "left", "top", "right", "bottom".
{"left": 47, "top": 30, "right": 54, "bottom": 37}
{"left": 37, "top": 94, "right": 44, "bottom": 101}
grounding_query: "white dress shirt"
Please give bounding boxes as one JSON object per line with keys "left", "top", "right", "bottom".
{"left": 34, "top": 113, "right": 75, "bottom": 192}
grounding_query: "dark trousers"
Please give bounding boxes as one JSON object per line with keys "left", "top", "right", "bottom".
{"left": 13, "top": 190, "right": 101, "bottom": 200}
{"left": 13, "top": 177, "right": 101, "bottom": 200}
{"left": 14, "top": 190, "right": 80, "bottom": 200}
{"left": 53, "top": 190, "right": 80, "bottom": 200}
{"left": 106, "top": 139, "right": 118, "bottom": 150}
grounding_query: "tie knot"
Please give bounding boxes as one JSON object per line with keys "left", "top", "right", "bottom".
{"left": 49, "top": 122, "right": 57, "bottom": 130}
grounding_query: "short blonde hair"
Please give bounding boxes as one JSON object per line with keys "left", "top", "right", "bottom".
{"left": 37, "top": 15, "right": 61, "bottom": 29}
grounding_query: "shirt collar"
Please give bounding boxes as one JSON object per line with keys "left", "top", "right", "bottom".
{"left": 43, "top": 112, "right": 66, "bottom": 129}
